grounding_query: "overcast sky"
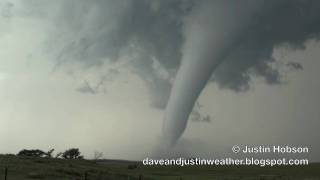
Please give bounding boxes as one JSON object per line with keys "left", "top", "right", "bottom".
{"left": 0, "top": 0, "right": 319, "bottom": 161}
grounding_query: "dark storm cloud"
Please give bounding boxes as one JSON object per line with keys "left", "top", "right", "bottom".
{"left": 31, "top": 0, "right": 192, "bottom": 108}
{"left": 44, "top": 0, "right": 190, "bottom": 67}
{"left": 212, "top": 0, "right": 320, "bottom": 91}
{"left": 19, "top": 0, "right": 320, "bottom": 107}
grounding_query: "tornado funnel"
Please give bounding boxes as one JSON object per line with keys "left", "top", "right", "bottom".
{"left": 162, "top": 1, "right": 263, "bottom": 146}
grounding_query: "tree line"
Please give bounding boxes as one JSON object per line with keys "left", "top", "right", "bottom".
{"left": 17, "top": 148, "right": 83, "bottom": 159}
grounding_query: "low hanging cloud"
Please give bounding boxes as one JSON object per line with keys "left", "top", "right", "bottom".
{"left": 12, "top": 0, "right": 320, "bottom": 108}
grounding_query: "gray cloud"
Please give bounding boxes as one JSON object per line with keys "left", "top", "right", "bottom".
{"left": 76, "top": 80, "right": 97, "bottom": 95}
{"left": 212, "top": 0, "right": 320, "bottom": 91}
{"left": 75, "top": 68, "right": 119, "bottom": 94}
{"left": 0, "top": 1, "right": 13, "bottom": 18}
{"left": 17, "top": 0, "right": 320, "bottom": 107}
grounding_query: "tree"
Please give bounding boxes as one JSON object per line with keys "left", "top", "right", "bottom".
{"left": 45, "top": 149, "right": 54, "bottom": 158}
{"left": 62, "top": 148, "right": 83, "bottom": 159}
{"left": 17, "top": 149, "right": 46, "bottom": 157}
{"left": 55, "top": 152, "right": 63, "bottom": 158}
{"left": 93, "top": 151, "right": 103, "bottom": 160}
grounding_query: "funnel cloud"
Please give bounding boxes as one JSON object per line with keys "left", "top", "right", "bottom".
{"left": 162, "top": 0, "right": 264, "bottom": 146}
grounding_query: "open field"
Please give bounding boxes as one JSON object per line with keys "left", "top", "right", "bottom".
{"left": 0, "top": 154, "right": 319, "bottom": 180}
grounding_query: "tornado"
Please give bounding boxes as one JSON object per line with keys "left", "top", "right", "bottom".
{"left": 162, "top": 0, "right": 263, "bottom": 146}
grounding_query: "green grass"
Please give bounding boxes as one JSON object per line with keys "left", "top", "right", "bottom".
{"left": 0, "top": 154, "right": 319, "bottom": 180}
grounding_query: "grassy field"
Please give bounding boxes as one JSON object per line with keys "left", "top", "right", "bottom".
{"left": 0, "top": 154, "right": 319, "bottom": 180}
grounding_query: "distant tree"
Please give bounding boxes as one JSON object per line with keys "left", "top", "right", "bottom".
{"left": 17, "top": 149, "right": 46, "bottom": 157}
{"left": 93, "top": 151, "right": 103, "bottom": 160}
{"left": 62, "top": 148, "right": 83, "bottom": 159}
{"left": 55, "top": 152, "right": 63, "bottom": 158}
{"left": 45, "top": 149, "right": 55, "bottom": 158}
